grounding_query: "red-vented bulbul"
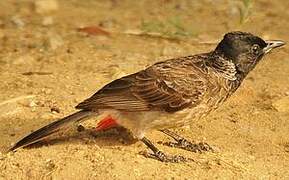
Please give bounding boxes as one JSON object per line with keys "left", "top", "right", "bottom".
{"left": 9, "top": 31, "right": 285, "bottom": 162}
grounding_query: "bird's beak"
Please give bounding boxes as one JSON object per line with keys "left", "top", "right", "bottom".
{"left": 263, "top": 40, "right": 286, "bottom": 54}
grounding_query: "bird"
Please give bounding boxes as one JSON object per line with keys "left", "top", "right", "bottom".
{"left": 8, "top": 31, "right": 285, "bottom": 162}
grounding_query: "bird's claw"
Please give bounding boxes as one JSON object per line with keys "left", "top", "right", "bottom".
{"left": 160, "top": 139, "right": 214, "bottom": 153}
{"left": 140, "top": 150, "right": 192, "bottom": 163}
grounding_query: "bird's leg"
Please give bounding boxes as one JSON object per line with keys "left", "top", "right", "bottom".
{"left": 140, "top": 137, "right": 191, "bottom": 163}
{"left": 159, "top": 129, "right": 214, "bottom": 153}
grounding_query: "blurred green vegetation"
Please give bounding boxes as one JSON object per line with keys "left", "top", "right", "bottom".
{"left": 238, "top": 0, "right": 253, "bottom": 24}
{"left": 140, "top": 16, "right": 198, "bottom": 40}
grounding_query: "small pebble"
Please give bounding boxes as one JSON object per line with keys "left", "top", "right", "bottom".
{"left": 35, "top": 0, "right": 59, "bottom": 14}
{"left": 11, "top": 16, "right": 25, "bottom": 28}
{"left": 13, "top": 55, "right": 34, "bottom": 65}
{"left": 41, "top": 88, "right": 52, "bottom": 95}
{"left": 45, "top": 159, "right": 56, "bottom": 170}
{"left": 77, "top": 125, "right": 85, "bottom": 132}
{"left": 272, "top": 97, "right": 289, "bottom": 112}
{"left": 45, "top": 33, "right": 64, "bottom": 50}
{"left": 50, "top": 106, "right": 60, "bottom": 113}
{"left": 42, "top": 16, "right": 54, "bottom": 26}
{"left": 29, "top": 100, "right": 38, "bottom": 107}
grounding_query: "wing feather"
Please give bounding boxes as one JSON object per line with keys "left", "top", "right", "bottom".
{"left": 76, "top": 56, "right": 208, "bottom": 112}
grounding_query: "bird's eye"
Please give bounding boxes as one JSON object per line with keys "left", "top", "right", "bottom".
{"left": 251, "top": 44, "right": 260, "bottom": 54}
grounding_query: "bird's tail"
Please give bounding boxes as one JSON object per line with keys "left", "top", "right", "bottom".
{"left": 9, "top": 110, "right": 94, "bottom": 152}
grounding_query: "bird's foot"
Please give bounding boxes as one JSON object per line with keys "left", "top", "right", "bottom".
{"left": 160, "top": 139, "right": 214, "bottom": 153}
{"left": 140, "top": 150, "right": 192, "bottom": 163}
{"left": 159, "top": 129, "right": 214, "bottom": 153}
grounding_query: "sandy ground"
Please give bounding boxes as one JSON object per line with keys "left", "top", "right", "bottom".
{"left": 0, "top": 0, "right": 289, "bottom": 179}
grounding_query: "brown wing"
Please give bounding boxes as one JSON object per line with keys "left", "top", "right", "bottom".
{"left": 75, "top": 56, "right": 208, "bottom": 112}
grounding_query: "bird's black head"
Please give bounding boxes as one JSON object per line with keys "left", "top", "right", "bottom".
{"left": 215, "top": 31, "right": 285, "bottom": 75}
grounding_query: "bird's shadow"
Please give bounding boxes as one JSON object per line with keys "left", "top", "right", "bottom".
{"left": 20, "top": 126, "right": 138, "bottom": 151}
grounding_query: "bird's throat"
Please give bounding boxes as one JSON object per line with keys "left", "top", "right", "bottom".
{"left": 209, "top": 55, "right": 238, "bottom": 81}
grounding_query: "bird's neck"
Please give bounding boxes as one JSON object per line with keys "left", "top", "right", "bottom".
{"left": 209, "top": 51, "right": 247, "bottom": 82}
